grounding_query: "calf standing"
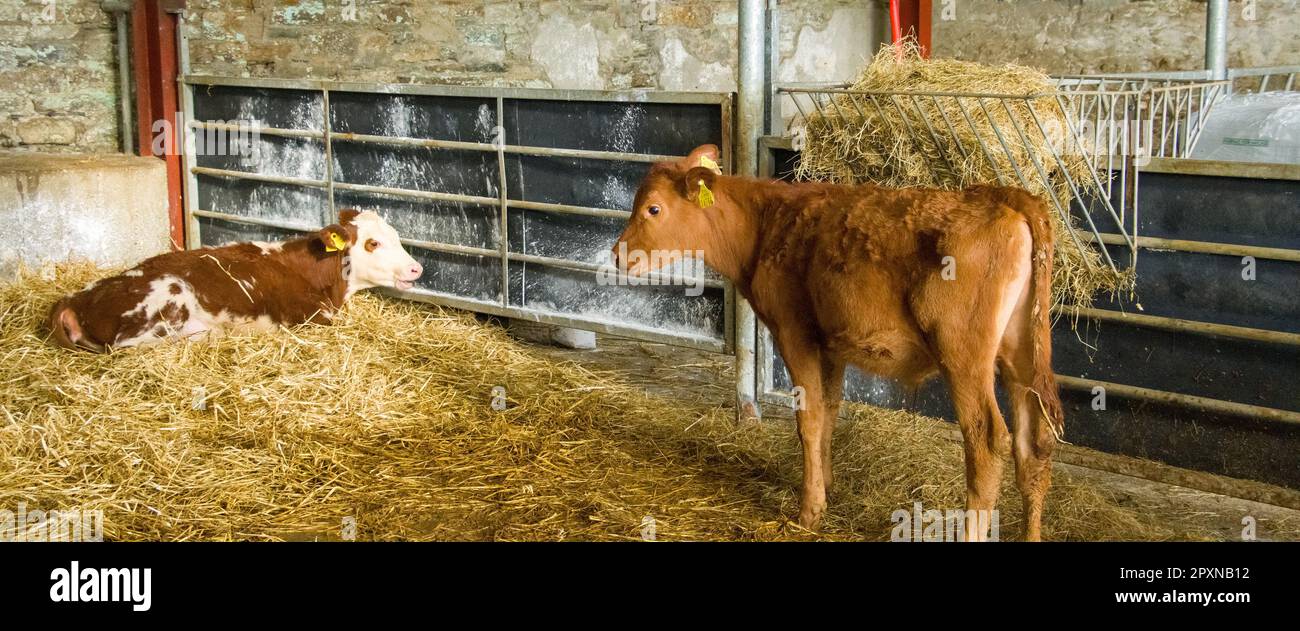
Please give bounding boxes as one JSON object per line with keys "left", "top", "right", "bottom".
{"left": 613, "top": 145, "right": 1064, "bottom": 540}
{"left": 48, "top": 209, "right": 423, "bottom": 352}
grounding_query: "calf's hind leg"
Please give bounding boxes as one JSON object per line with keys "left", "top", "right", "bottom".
{"left": 998, "top": 317, "right": 1055, "bottom": 541}
{"left": 929, "top": 313, "right": 1010, "bottom": 541}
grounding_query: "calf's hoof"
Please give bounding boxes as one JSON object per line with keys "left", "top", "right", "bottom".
{"left": 797, "top": 505, "right": 824, "bottom": 531}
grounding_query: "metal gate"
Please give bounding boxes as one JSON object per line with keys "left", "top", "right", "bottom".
{"left": 178, "top": 76, "right": 734, "bottom": 353}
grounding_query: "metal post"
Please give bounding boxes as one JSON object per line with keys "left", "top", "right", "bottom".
{"left": 1205, "top": 0, "right": 1228, "bottom": 81}
{"left": 764, "top": 0, "right": 780, "bottom": 135}
{"left": 735, "top": 0, "right": 765, "bottom": 422}
{"left": 322, "top": 89, "right": 336, "bottom": 224}
{"left": 175, "top": 10, "right": 200, "bottom": 250}
{"left": 102, "top": 1, "right": 134, "bottom": 153}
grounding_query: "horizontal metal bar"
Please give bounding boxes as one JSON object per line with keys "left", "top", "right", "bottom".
{"left": 334, "top": 182, "right": 632, "bottom": 220}
{"left": 190, "top": 119, "right": 322, "bottom": 140}
{"left": 191, "top": 165, "right": 325, "bottom": 188}
{"left": 332, "top": 180, "right": 500, "bottom": 207}
{"left": 188, "top": 121, "right": 683, "bottom": 165}
{"left": 759, "top": 134, "right": 796, "bottom": 152}
{"left": 1055, "top": 70, "right": 1215, "bottom": 81}
{"left": 779, "top": 86, "right": 1065, "bottom": 99}
{"left": 192, "top": 165, "right": 632, "bottom": 220}
{"left": 1079, "top": 231, "right": 1300, "bottom": 262}
{"left": 1063, "top": 306, "right": 1300, "bottom": 347}
{"left": 1056, "top": 375, "right": 1300, "bottom": 427}
{"left": 181, "top": 74, "right": 731, "bottom": 105}
{"left": 1141, "top": 157, "right": 1300, "bottom": 182}
{"left": 191, "top": 209, "right": 316, "bottom": 233}
{"left": 508, "top": 198, "right": 629, "bottom": 220}
{"left": 1226, "top": 65, "right": 1300, "bottom": 78}
{"left": 389, "top": 287, "right": 727, "bottom": 353}
{"left": 331, "top": 131, "right": 681, "bottom": 163}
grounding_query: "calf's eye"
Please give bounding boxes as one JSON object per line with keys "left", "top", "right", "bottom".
{"left": 365, "top": 239, "right": 380, "bottom": 252}
{"left": 648, "top": 205, "right": 661, "bottom": 216}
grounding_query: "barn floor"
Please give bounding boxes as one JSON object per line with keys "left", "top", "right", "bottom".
{"left": 526, "top": 331, "right": 1300, "bottom": 542}
{"left": 6, "top": 263, "right": 1298, "bottom": 541}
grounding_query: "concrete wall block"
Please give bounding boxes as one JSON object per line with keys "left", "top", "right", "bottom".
{"left": 0, "top": 153, "right": 171, "bottom": 278}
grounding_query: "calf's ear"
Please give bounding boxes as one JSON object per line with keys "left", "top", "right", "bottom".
{"left": 679, "top": 144, "right": 721, "bottom": 171}
{"left": 318, "top": 223, "right": 356, "bottom": 253}
{"left": 680, "top": 166, "right": 719, "bottom": 208}
{"left": 338, "top": 208, "right": 361, "bottom": 224}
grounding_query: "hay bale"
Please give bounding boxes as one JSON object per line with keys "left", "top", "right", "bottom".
{"left": 0, "top": 263, "right": 1196, "bottom": 540}
{"left": 793, "top": 42, "right": 1132, "bottom": 308}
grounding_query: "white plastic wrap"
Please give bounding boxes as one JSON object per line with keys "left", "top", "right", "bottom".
{"left": 1191, "top": 91, "right": 1300, "bottom": 164}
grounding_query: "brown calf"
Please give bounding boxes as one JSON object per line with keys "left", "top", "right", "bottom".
{"left": 48, "top": 209, "right": 423, "bottom": 352}
{"left": 613, "top": 145, "right": 1064, "bottom": 540}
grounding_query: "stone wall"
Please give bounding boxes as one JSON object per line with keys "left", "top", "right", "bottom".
{"left": 932, "top": 0, "right": 1300, "bottom": 74}
{"left": 185, "top": 0, "right": 886, "bottom": 91}
{"left": 5, "top": 1, "right": 1298, "bottom": 155}
{"left": 0, "top": 0, "right": 121, "bottom": 153}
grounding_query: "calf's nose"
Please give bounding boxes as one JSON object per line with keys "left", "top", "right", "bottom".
{"left": 409, "top": 262, "right": 423, "bottom": 279}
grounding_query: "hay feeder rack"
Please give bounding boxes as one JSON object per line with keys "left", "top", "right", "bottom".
{"left": 777, "top": 75, "right": 1230, "bottom": 274}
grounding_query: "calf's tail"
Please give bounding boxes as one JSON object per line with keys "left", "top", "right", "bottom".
{"left": 1009, "top": 190, "right": 1065, "bottom": 439}
{"left": 47, "top": 299, "right": 105, "bottom": 353}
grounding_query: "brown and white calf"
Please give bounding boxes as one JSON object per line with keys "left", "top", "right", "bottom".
{"left": 613, "top": 145, "right": 1064, "bottom": 540}
{"left": 48, "top": 209, "right": 423, "bottom": 352}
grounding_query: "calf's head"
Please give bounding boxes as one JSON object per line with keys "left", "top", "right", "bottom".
{"left": 324, "top": 210, "right": 423, "bottom": 292}
{"left": 612, "top": 144, "right": 722, "bottom": 276}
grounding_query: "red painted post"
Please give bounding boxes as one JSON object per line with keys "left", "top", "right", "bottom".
{"left": 131, "top": 0, "right": 186, "bottom": 250}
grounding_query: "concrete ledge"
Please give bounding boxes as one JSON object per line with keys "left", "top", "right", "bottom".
{"left": 0, "top": 152, "right": 170, "bottom": 277}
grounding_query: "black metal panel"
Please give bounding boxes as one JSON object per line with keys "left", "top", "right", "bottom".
{"left": 506, "top": 206, "right": 621, "bottom": 262}
{"left": 506, "top": 154, "right": 647, "bottom": 210}
{"left": 195, "top": 175, "right": 327, "bottom": 228}
{"left": 197, "top": 215, "right": 309, "bottom": 247}
{"left": 411, "top": 249, "right": 498, "bottom": 303}
{"left": 194, "top": 135, "right": 326, "bottom": 181}
{"left": 190, "top": 86, "right": 321, "bottom": 131}
{"left": 1137, "top": 171, "right": 1300, "bottom": 249}
{"left": 331, "top": 143, "right": 498, "bottom": 199}
{"left": 508, "top": 261, "right": 726, "bottom": 338}
{"left": 506, "top": 99, "right": 722, "bottom": 156}
{"left": 1055, "top": 390, "right": 1300, "bottom": 489}
{"left": 1090, "top": 246, "right": 1300, "bottom": 334}
{"left": 1054, "top": 323, "right": 1299, "bottom": 411}
{"left": 329, "top": 92, "right": 496, "bottom": 142}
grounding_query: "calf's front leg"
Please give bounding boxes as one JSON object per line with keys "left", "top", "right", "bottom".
{"left": 774, "top": 328, "right": 831, "bottom": 530}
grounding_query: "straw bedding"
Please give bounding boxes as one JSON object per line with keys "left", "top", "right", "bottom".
{"left": 793, "top": 43, "right": 1132, "bottom": 309}
{"left": 1, "top": 263, "right": 1191, "bottom": 541}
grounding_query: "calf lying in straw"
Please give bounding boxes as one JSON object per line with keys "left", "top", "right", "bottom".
{"left": 612, "top": 145, "right": 1064, "bottom": 541}
{"left": 48, "top": 209, "right": 423, "bottom": 352}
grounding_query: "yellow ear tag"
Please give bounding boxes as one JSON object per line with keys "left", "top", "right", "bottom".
{"left": 698, "top": 154, "right": 722, "bottom": 175}
{"left": 696, "top": 180, "right": 715, "bottom": 208}
{"left": 325, "top": 232, "right": 347, "bottom": 252}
